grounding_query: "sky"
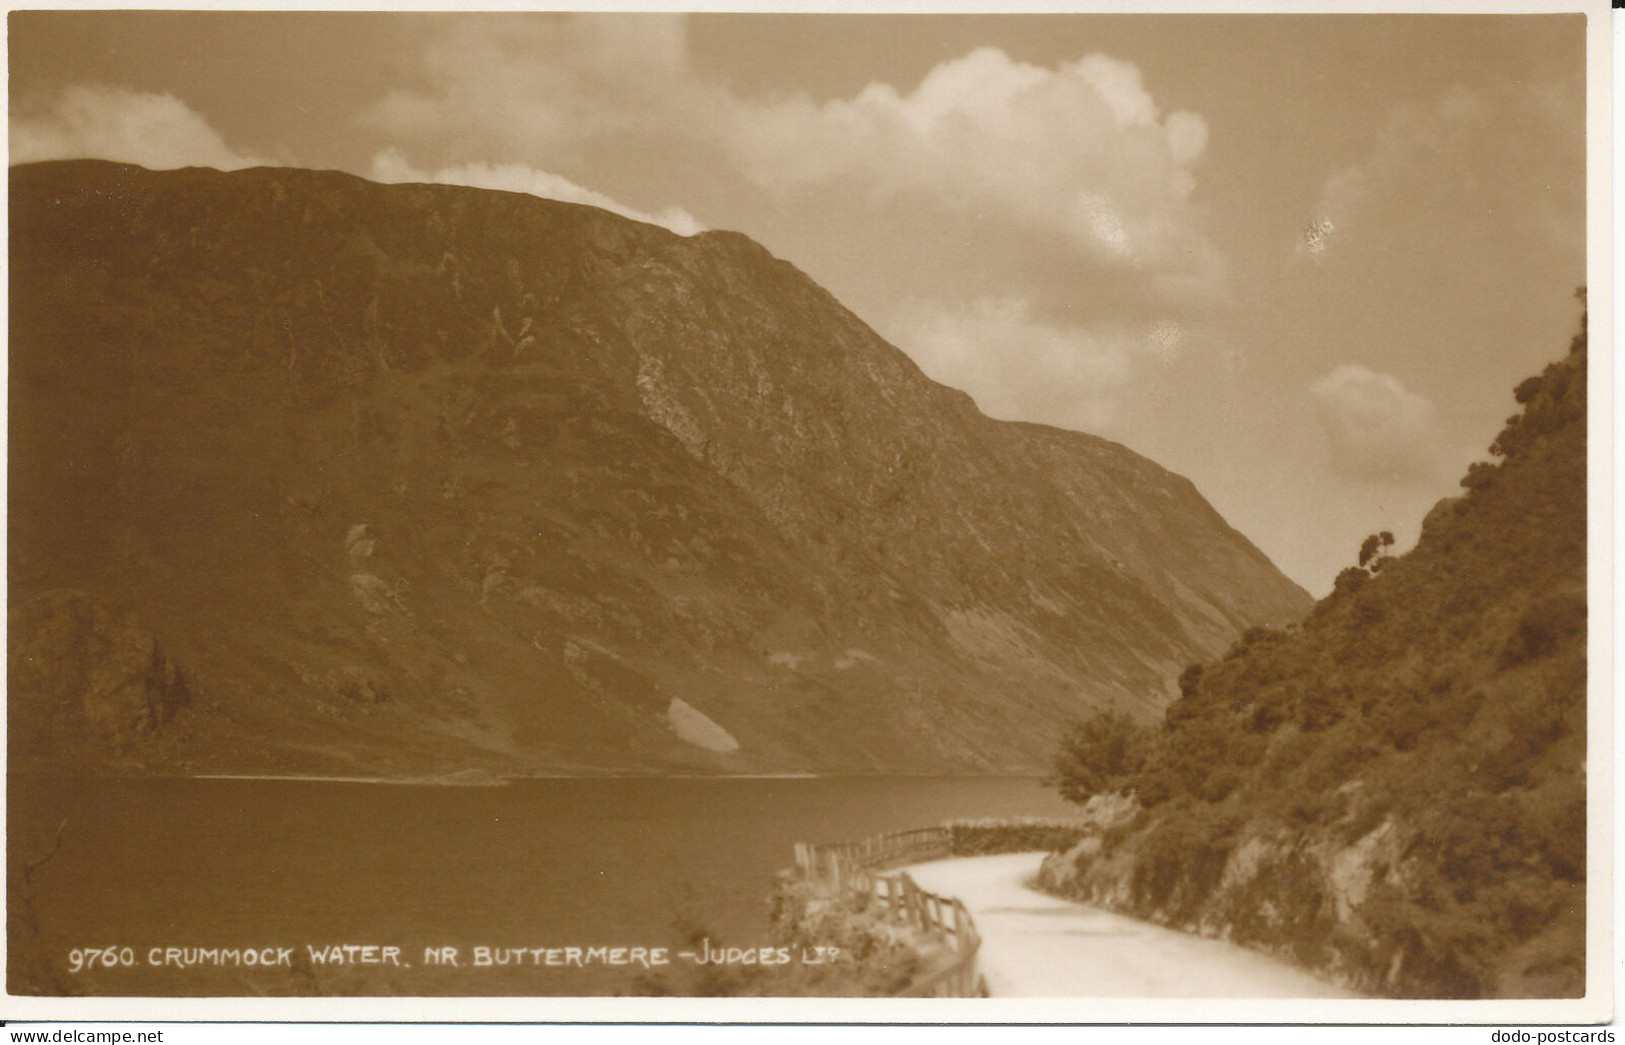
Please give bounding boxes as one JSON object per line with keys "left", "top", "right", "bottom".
{"left": 7, "top": 11, "right": 1590, "bottom": 595}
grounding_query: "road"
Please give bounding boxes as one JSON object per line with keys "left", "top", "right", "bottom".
{"left": 899, "top": 852, "right": 1357, "bottom": 998}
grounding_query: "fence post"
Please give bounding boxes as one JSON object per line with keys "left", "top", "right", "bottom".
{"left": 789, "top": 831, "right": 986, "bottom": 997}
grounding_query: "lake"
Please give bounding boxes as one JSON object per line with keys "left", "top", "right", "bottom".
{"left": 7, "top": 774, "right": 1074, "bottom": 996}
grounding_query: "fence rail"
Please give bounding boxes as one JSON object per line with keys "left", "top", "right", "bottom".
{"left": 793, "top": 827, "right": 987, "bottom": 997}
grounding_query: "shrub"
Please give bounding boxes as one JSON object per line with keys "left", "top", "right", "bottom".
{"left": 945, "top": 819, "right": 1089, "bottom": 856}
{"left": 1295, "top": 685, "right": 1345, "bottom": 731}
{"left": 1461, "top": 461, "right": 1499, "bottom": 492}
{"left": 1049, "top": 708, "right": 1148, "bottom": 805}
{"left": 1332, "top": 566, "right": 1370, "bottom": 597}
{"left": 1500, "top": 592, "right": 1586, "bottom": 666}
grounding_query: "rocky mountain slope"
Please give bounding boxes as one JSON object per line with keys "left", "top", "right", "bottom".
{"left": 1039, "top": 308, "right": 1589, "bottom": 998}
{"left": 9, "top": 160, "right": 1309, "bottom": 777}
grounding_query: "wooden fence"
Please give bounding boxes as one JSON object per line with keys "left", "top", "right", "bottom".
{"left": 793, "top": 826, "right": 952, "bottom": 888}
{"left": 793, "top": 827, "right": 988, "bottom": 997}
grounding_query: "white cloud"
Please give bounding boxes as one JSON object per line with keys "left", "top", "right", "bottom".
{"left": 368, "top": 149, "right": 703, "bottom": 236}
{"left": 10, "top": 84, "right": 264, "bottom": 171}
{"left": 728, "top": 47, "right": 1221, "bottom": 301}
{"left": 365, "top": 15, "right": 700, "bottom": 164}
{"left": 361, "top": 18, "right": 1223, "bottom": 306}
{"left": 892, "top": 297, "right": 1181, "bottom": 435}
{"left": 1310, "top": 365, "right": 1444, "bottom": 483}
{"left": 1165, "top": 109, "right": 1210, "bottom": 166}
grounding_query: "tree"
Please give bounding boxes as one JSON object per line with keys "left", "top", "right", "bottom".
{"left": 1570, "top": 286, "right": 1587, "bottom": 355}
{"left": 1332, "top": 565, "right": 1370, "bottom": 598}
{"left": 1049, "top": 708, "right": 1148, "bottom": 805}
{"left": 1357, "top": 531, "right": 1396, "bottom": 571}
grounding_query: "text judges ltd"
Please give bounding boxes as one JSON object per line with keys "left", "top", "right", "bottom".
{"left": 68, "top": 942, "right": 845, "bottom": 972}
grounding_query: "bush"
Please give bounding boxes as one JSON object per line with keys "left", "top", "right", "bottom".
{"left": 1049, "top": 708, "right": 1148, "bottom": 804}
{"left": 1461, "top": 461, "right": 1499, "bottom": 492}
{"left": 1500, "top": 592, "right": 1586, "bottom": 666}
{"left": 945, "top": 819, "right": 1089, "bottom": 856}
{"left": 1129, "top": 809, "right": 1238, "bottom": 921}
{"left": 1295, "top": 685, "right": 1345, "bottom": 731}
{"left": 1332, "top": 566, "right": 1370, "bottom": 596}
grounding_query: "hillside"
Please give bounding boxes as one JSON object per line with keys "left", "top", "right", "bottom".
{"left": 1039, "top": 305, "right": 1589, "bottom": 998}
{"left": 9, "top": 159, "right": 1309, "bottom": 777}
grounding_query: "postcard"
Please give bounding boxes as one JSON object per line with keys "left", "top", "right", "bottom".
{"left": 3, "top": 0, "right": 1611, "bottom": 1027}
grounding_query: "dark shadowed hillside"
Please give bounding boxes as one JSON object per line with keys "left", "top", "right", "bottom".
{"left": 1041, "top": 304, "right": 1588, "bottom": 998}
{"left": 9, "top": 160, "right": 1309, "bottom": 777}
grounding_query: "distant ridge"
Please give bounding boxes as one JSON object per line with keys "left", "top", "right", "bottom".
{"left": 9, "top": 159, "right": 1309, "bottom": 777}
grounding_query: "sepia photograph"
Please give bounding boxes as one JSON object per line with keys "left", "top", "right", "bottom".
{"left": 3, "top": 2, "right": 1610, "bottom": 1025}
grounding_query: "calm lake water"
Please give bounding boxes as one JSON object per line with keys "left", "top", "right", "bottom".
{"left": 8, "top": 775, "right": 1073, "bottom": 996}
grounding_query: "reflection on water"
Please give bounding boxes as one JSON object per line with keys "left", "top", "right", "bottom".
{"left": 8, "top": 774, "right": 1072, "bottom": 995}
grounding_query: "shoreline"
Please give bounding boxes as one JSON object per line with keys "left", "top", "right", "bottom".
{"left": 7, "top": 770, "right": 1056, "bottom": 784}
{"left": 187, "top": 772, "right": 827, "bottom": 785}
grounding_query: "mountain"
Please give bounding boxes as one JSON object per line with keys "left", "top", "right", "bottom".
{"left": 1039, "top": 308, "right": 1588, "bottom": 998}
{"left": 8, "top": 159, "right": 1310, "bottom": 777}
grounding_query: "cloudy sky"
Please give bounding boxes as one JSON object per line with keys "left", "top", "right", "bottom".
{"left": 9, "top": 11, "right": 1589, "bottom": 594}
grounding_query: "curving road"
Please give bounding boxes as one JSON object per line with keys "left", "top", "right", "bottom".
{"left": 899, "top": 852, "right": 1357, "bottom": 998}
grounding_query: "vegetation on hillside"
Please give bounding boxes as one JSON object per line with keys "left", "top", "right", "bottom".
{"left": 1045, "top": 295, "right": 1588, "bottom": 998}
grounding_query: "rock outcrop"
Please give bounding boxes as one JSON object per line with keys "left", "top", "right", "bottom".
{"left": 9, "top": 590, "right": 190, "bottom": 764}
